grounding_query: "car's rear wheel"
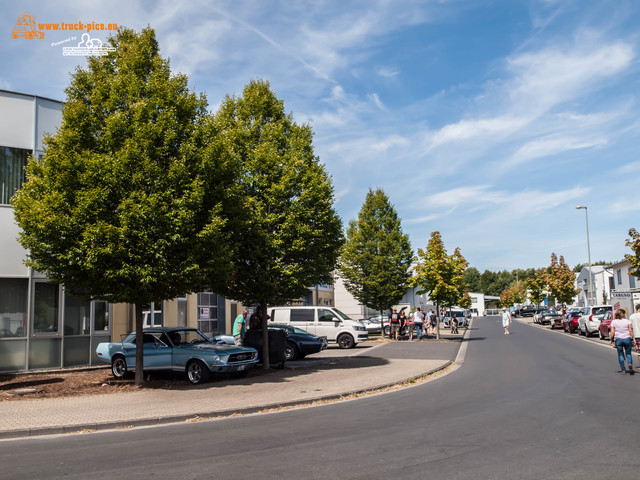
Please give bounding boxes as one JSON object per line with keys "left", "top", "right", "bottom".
{"left": 584, "top": 327, "right": 592, "bottom": 338}
{"left": 187, "top": 360, "right": 210, "bottom": 385}
{"left": 337, "top": 333, "right": 355, "bottom": 349}
{"left": 383, "top": 326, "right": 390, "bottom": 336}
{"left": 111, "top": 356, "right": 127, "bottom": 379}
{"left": 284, "top": 341, "right": 298, "bottom": 361}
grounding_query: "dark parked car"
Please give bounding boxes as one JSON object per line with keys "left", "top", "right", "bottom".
{"left": 268, "top": 324, "right": 328, "bottom": 360}
{"left": 563, "top": 311, "right": 581, "bottom": 333}
{"left": 515, "top": 305, "right": 540, "bottom": 317}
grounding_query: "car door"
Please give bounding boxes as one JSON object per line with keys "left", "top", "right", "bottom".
{"left": 142, "top": 333, "right": 172, "bottom": 369}
{"left": 316, "top": 308, "right": 341, "bottom": 341}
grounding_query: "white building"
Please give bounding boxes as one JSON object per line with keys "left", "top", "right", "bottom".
{"left": 605, "top": 259, "right": 640, "bottom": 315}
{"left": 574, "top": 265, "right": 613, "bottom": 307}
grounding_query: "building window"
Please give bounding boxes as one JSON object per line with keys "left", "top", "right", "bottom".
{"left": 142, "top": 302, "right": 163, "bottom": 328}
{"left": 617, "top": 269, "right": 622, "bottom": 285}
{"left": 63, "top": 294, "right": 91, "bottom": 335}
{"left": 33, "top": 282, "right": 60, "bottom": 335}
{"left": 94, "top": 301, "right": 109, "bottom": 331}
{"left": 197, "top": 292, "right": 218, "bottom": 334}
{"left": 0, "top": 278, "right": 28, "bottom": 338}
{"left": 630, "top": 275, "right": 636, "bottom": 289}
{"left": 1, "top": 146, "right": 30, "bottom": 205}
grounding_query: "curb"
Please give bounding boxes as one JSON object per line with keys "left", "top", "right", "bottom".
{"left": 0, "top": 327, "right": 471, "bottom": 440}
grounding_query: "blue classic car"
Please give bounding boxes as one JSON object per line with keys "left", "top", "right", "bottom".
{"left": 96, "top": 327, "right": 259, "bottom": 384}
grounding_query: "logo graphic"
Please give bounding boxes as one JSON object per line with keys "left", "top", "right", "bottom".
{"left": 12, "top": 11, "right": 44, "bottom": 39}
{"left": 63, "top": 33, "right": 116, "bottom": 56}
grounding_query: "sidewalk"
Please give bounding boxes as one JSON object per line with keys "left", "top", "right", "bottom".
{"left": 0, "top": 329, "right": 469, "bottom": 439}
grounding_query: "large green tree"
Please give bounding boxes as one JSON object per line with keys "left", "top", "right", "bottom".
{"left": 12, "top": 28, "right": 234, "bottom": 384}
{"left": 210, "top": 79, "right": 343, "bottom": 367}
{"left": 338, "top": 188, "right": 413, "bottom": 328}
{"left": 411, "top": 231, "right": 469, "bottom": 339}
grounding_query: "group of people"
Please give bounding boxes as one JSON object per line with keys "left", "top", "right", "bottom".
{"left": 609, "top": 304, "right": 640, "bottom": 375}
{"left": 387, "top": 307, "right": 442, "bottom": 341}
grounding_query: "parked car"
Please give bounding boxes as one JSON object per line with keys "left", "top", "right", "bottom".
{"left": 547, "top": 311, "right": 565, "bottom": 329}
{"left": 268, "top": 306, "right": 368, "bottom": 349}
{"left": 442, "top": 310, "right": 468, "bottom": 328}
{"left": 514, "top": 305, "right": 542, "bottom": 317}
{"left": 578, "top": 305, "right": 613, "bottom": 337}
{"left": 267, "top": 324, "right": 328, "bottom": 360}
{"left": 96, "top": 327, "right": 259, "bottom": 384}
{"left": 532, "top": 308, "right": 549, "bottom": 324}
{"left": 597, "top": 311, "right": 614, "bottom": 340}
{"left": 563, "top": 310, "right": 581, "bottom": 333}
{"left": 358, "top": 317, "right": 382, "bottom": 334}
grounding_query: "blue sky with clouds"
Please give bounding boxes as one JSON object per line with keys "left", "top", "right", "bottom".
{"left": 2, "top": 0, "right": 639, "bottom": 272}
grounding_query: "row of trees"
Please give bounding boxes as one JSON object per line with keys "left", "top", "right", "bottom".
{"left": 338, "top": 189, "right": 471, "bottom": 340}
{"left": 500, "top": 253, "right": 579, "bottom": 307}
{"left": 12, "top": 28, "right": 343, "bottom": 383}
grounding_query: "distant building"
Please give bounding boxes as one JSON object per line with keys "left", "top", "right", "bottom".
{"left": 605, "top": 260, "right": 640, "bottom": 315}
{"left": 574, "top": 265, "right": 613, "bottom": 307}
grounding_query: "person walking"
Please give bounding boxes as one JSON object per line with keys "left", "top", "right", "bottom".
{"left": 413, "top": 308, "right": 424, "bottom": 339}
{"left": 629, "top": 304, "right": 640, "bottom": 364}
{"left": 390, "top": 308, "right": 400, "bottom": 340}
{"left": 501, "top": 307, "right": 512, "bottom": 335}
{"left": 233, "top": 310, "right": 248, "bottom": 346}
{"left": 610, "top": 308, "right": 635, "bottom": 374}
{"left": 399, "top": 309, "right": 407, "bottom": 340}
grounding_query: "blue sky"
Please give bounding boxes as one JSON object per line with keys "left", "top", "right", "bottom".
{"left": 2, "top": 0, "right": 639, "bottom": 272}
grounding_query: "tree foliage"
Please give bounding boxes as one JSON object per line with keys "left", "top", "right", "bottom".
{"left": 411, "top": 232, "right": 469, "bottom": 338}
{"left": 210, "top": 79, "right": 343, "bottom": 366}
{"left": 626, "top": 228, "right": 640, "bottom": 278}
{"left": 338, "top": 188, "right": 413, "bottom": 315}
{"left": 526, "top": 268, "right": 549, "bottom": 306}
{"left": 548, "top": 253, "right": 579, "bottom": 305}
{"left": 12, "top": 28, "right": 234, "bottom": 384}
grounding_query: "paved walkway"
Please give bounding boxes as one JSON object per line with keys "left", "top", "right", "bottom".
{"left": 0, "top": 327, "right": 470, "bottom": 439}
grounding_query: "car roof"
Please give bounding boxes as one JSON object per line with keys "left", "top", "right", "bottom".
{"left": 131, "top": 327, "right": 199, "bottom": 333}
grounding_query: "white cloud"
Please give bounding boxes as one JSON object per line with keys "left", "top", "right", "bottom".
{"left": 504, "top": 135, "right": 608, "bottom": 169}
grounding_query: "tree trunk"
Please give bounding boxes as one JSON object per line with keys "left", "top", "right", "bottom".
{"left": 435, "top": 302, "right": 441, "bottom": 340}
{"left": 261, "top": 301, "right": 270, "bottom": 370}
{"left": 134, "top": 303, "right": 145, "bottom": 386}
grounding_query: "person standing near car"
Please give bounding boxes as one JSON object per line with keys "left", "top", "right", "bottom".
{"left": 610, "top": 308, "right": 635, "bottom": 374}
{"left": 629, "top": 304, "right": 640, "bottom": 363}
{"left": 399, "top": 309, "right": 407, "bottom": 340}
{"left": 501, "top": 307, "right": 512, "bottom": 335}
{"left": 233, "top": 310, "right": 248, "bottom": 346}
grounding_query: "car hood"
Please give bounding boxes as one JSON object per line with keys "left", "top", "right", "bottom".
{"left": 177, "top": 343, "right": 254, "bottom": 354}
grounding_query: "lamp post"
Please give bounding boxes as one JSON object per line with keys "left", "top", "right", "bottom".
{"left": 576, "top": 206, "right": 594, "bottom": 306}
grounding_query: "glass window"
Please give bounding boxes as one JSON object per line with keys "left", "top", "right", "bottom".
{"left": 94, "top": 301, "right": 109, "bottom": 331}
{"left": 630, "top": 275, "right": 636, "bottom": 289}
{"left": 142, "top": 302, "right": 163, "bottom": 328}
{"left": 63, "top": 294, "right": 90, "bottom": 335}
{"left": 617, "top": 269, "right": 622, "bottom": 285}
{"left": 197, "top": 292, "right": 218, "bottom": 334}
{"left": 0, "top": 278, "right": 28, "bottom": 338}
{"left": 291, "top": 309, "right": 315, "bottom": 323}
{"left": 33, "top": 282, "right": 60, "bottom": 334}
{"left": 0, "top": 146, "right": 30, "bottom": 205}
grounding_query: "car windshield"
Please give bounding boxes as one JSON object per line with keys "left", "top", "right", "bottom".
{"left": 593, "top": 307, "right": 612, "bottom": 316}
{"left": 121, "top": 329, "right": 211, "bottom": 346}
{"left": 332, "top": 308, "right": 352, "bottom": 321}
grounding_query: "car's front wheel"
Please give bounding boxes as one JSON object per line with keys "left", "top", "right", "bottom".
{"left": 111, "top": 356, "right": 127, "bottom": 379}
{"left": 186, "top": 360, "right": 210, "bottom": 385}
{"left": 284, "top": 341, "right": 298, "bottom": 361}
{"left": 337, "top": 333, "right": 355, "bottom": 349}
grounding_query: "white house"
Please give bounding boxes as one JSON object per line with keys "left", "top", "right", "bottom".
{"left": 605, "top": 259, "right": 640, "bottom": 315}
{"left": 574, "top": 265, "right": 613, "bottom": 307}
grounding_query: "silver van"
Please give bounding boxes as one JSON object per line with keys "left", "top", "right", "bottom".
{"left": 268, "top": 306, "right": 369, "bottom": 348}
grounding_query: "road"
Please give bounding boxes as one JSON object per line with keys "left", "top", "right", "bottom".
{"left": 2, "top": 316, "right": 638, "bottom": 479}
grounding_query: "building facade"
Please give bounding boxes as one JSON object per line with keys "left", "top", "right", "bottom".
{"left": 605, "top": 260, "right": 640, "bottom": 315}
{"left": 574, "top": 265, "right": 613, "bottom": 307}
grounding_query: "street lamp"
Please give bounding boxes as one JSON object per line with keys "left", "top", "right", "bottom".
{"left": 576, "top": 206, "right": 594, "bottom": 306}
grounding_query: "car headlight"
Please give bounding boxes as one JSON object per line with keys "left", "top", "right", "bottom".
{"left": 354, "top": 326, "right": 366, "bottom": 331}
{"left": 213, "top": 355, "right": 222, "bottom": 363}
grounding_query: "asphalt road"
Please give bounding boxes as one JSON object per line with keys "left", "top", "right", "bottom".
{"left": 2, "top": 316, "right": 638, "bottom": 479}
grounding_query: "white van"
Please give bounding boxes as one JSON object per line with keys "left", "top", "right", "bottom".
{"left": 268, "top": 306, "right": 369, "bottom": 348}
